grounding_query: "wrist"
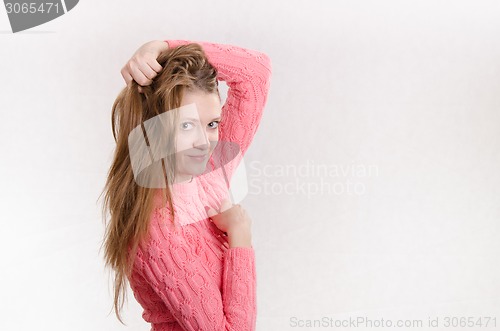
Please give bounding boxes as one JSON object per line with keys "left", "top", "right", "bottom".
{"left": 153, "top": 40, "right": 169, "bottom": 52}
{"left": 227, "top": 229, "right": 252, "bottom": 248}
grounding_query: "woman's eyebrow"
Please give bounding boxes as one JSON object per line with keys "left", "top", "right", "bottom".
{"left": 182, "top": 116, "right": 222, "bottom": 122}
{"left": 182, "top": 117, "right": 201, "bottom": 122}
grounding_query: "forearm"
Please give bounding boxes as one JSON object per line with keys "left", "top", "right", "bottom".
{"left": 163, "top": 39, "right": 271, "bottom": 84}
{"left": 222, "top": 247, "right": 257, "bottom": 330}
{"left": 162, "top": 38, "right": 272, "bottom": 181}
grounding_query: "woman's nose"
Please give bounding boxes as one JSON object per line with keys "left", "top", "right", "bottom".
{"left": 194, "top": 128, "right": 211, "bottom": 149}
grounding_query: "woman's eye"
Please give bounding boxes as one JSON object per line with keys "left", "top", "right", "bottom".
{"left": 181, "top": 122, "right": 194, "bottom": 130}
{"left": 208, "top": 121, "right": 220, "bottom": 129}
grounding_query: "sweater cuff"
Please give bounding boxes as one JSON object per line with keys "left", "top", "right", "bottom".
{"left": 226, "top": 246, "right": 255, "bottom": 261}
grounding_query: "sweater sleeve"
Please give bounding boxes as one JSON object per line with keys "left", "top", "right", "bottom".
{"left": 139, "top": 222, "right": 257, "bottom": 331}
{"left": 164, "top": 39, "right": 272, "bottom": 182}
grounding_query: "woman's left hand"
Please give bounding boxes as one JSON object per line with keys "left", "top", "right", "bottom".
{"left": 120, "top": 40, "right": 169, "bottom": 92}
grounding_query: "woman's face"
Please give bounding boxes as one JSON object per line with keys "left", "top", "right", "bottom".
{"left": 175, "top": 89, "right": 221, "bottom": 183}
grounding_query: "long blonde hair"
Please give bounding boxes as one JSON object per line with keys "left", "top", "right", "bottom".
{"left": 98, "top": 43, "right": 220, "bottom": 324}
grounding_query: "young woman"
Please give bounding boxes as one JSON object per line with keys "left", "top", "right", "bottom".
{"left": 100, "top": 39, "right": 272, "bottom": 331}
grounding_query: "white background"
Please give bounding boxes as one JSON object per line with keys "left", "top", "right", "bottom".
{"left": 0, "top": 0, "right": 499, "bottom": 330}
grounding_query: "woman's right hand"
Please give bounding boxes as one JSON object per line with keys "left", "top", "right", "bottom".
{"left": 206, "top": 199, "right": 253, "bottom": 248}
{"left": 120, "top": 40, "right": 169, "bottom": 92}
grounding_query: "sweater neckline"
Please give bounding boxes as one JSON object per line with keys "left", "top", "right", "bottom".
{"left": 153, "top": 176, "right": 200, "bottom": 209}
{"left": 172, "top": 176, "right": 199, "bottom": 197}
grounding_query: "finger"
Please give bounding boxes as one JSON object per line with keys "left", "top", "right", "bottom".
{"left": 138, "top": 60, "right": 160, "bottom": 82}
{"left": 205, "top": 206, "right": 217, "bottom": 218}
{"left": 122, "top": 64, "right": 149, "bottom": 88}
{"left": 130, "top": 65, "right": 153, "bottom": 86}
{"left": 219, "top": 198, "right": 233, "bottom": 213}
{"left": 150, "top": 59, "right": 163, "bottom": 73}
{"left": 121, "top": 68, "right": 133, "bottom": 86}
{"left": 129, "top": 56, "right": 160, "bottom": 85}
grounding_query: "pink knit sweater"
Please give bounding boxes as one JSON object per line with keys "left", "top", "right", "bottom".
{"left": 126, "top": 39, "right": 272, "bottom": 331}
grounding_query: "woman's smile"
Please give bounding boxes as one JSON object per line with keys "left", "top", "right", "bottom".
{"left": 187, "top": 154, "right": 208, "bottom": 162}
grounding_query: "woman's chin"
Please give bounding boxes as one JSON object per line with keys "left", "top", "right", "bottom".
{"left": 186, "top": 164, "right": 208, "bottom": 175}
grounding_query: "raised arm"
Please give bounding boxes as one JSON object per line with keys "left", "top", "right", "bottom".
{"left": 137, "top": 221, "right": 257, "bottom": 331}
{"left": 165, "top": 40, "right": 272, "bottom": 181}
{"left": 120, "top": 39, "right": 272, "bottom": 184}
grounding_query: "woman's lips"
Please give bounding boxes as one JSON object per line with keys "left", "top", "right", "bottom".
{"left": 188, "top": 154, "right": 207, "bottom": 162}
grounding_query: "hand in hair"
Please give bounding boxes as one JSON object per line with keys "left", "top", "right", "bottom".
{"left": 120, "top": 40, "right": 168, "bottom": 93}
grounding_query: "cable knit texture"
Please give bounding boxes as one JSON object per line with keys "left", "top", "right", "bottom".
{"left": 127, "top": 39, "right": 272, "bottom": 331}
